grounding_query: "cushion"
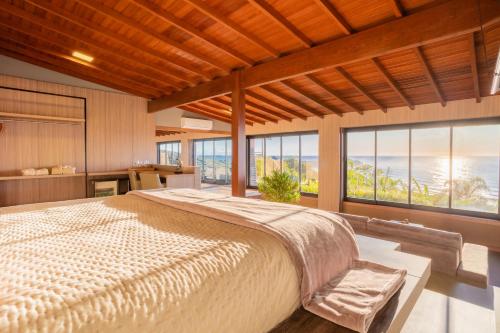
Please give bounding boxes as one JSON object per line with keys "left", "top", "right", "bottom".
{"left": 367, "top": 218, "right": 462, "bottom": 251}
{"left": 337, "top": 213, "right": 369, "bottom": 233}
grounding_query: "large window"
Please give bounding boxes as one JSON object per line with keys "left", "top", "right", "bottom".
{"left": 248, "top": 132, "right": 319, "bottom": 194}
{"left": 193, "top": 138, "right": 232, "bottom": 184}
{"left": 157, "top": 141, "right": 181, "bottom": 165}
{"left": 344, "top": 119, "right": 500, "bottom": 218}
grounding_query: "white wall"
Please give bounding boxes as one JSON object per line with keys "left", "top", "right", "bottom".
{"left": 0, "top": 55, "right": 123, "bottom": 94}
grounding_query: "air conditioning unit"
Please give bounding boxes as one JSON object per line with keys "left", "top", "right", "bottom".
{"left": 181, "top": 117, "right": 213, "bottom": 130}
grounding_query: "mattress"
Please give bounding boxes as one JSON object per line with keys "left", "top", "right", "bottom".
{"left": 0, "top": 195, "right": 300, "bottom": 333}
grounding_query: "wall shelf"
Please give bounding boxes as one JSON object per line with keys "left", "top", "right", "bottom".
{"left": 0, "top": 111, "right": 85, "bottom": 124}
{"left": 0, "top": 173, "right": 86, "bottom": 181}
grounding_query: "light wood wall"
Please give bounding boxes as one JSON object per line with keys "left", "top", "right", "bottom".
{"left": 164, "top": 96, "right": 500, "bottom": 248}
{"left": 0, "top": 75, "right": 155, "bottom": 205}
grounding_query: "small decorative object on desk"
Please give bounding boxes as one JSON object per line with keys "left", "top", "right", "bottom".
{"left": 21, "top": 168, "right": 36, "bottom": 176}
{"left": 35, "top": 168, "right": 49, "bottom": 176}
{"left": 175, "top": 158, "right": 183, "bottom": 174}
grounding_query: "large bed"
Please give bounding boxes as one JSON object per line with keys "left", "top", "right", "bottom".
{"left": 0, "top": 189, "right": 405, "bottom": 333}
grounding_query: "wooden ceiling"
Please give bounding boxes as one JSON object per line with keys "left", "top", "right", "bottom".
{"left": 1, "top": 0, "right": 500, "bottom": 125}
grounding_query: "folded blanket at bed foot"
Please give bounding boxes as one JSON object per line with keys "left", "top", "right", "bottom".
{"left": 130, "top": 189, "right": 407, "bottom": 333}
{"left": 306, "top": 260, "right": 406, "bottom": 333}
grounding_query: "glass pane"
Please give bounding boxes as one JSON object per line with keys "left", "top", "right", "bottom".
{"left": 452, "top": 124, "right": 500, "bottom": 213}
{"left": 159, "top": 143, "right": 166, "bottom": 165}
{"left": 265, "top": 137, "right": 281, "bottom": 175}
{"left": 300, "top": 134, "right": 319, "bottom": 194}
{"left": 167, "top": 143, "right": 173, "bottom": 165}
{"left": 194, "top": 141, "right": 203, "bottom": 169}
{"left": 226, "top": 139, "right": 232, "bottom": 184}
{"left": 376, "top": 129, "right": 409, "bottom": 203}
{"left": 172, "top": 143, "right": 179, "bottom": 164}
{"left": 214, "top": 140, "right": 226, "bottom": 184}
{"left": 248, "top": 138, "right": 264, "bottom": 186}
{"left": 282, "top": 136, "right": 299, "bottom": 182}
{"left": 203, "top": 140, "right": 214, "bottom": 181}
{"left": 411, "top": 127, "right": 450, "bottom": 207}
{"left": 346, "top": 131, "right": 375, "bottom": 199}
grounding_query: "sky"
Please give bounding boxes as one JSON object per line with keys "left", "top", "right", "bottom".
{"left": 347, "top": 125, "right": 500, "bottom": 157}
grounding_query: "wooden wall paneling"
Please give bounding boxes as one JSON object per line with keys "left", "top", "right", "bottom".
{"left": 0, "top": 74, "right": 155, "bottom": 206}
{"left": 85, "top": 90, "right": 106, "bottom": 172}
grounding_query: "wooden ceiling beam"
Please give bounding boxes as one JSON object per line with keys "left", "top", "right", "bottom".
{"left": 188, "top": 102, "right": 259, "bottom": 125}
{"left": 180, "top": 105, "right": 254, "bottom": 126}
{"left": 204, "top": 97, "right": 271, "bottom": 124}
{"left": 149, "top": 0, "right": 487, "bottom": 111}
{"left": 244, "top": 100, "right": 292, "bottom": 122}
{"left": 0, "top": 1, "right": 192, "bottom": 88}
{"left": 0, "top": 23, "right": 175, "bottom": 95}
{"left": 370, "top": 58, "right": 414, "bottom": 109}
{"left": 131, "top": 0, "right": 254, "bottom": 66}
{"left": 470, "top": 33, "right": 481, "bottom": 103}
{"left": 260, "top": 85, "right": 324, "bottom": 118}
{"left": 0, "top": 47, "right": 152, "bottom": 98}
{"left": 280, "top": 80, "right": 342, "bottom": 116}
{"left": 25, "top": 0, "right": 210, "bottom": 80}
{"left": 304, "top": 74, "right": 363, "bottom": 114}
{"left": 156, "top": 126, "right": 230, "bottom": 135}
{"left": 0, "top": 37, "right": 160, "bottom": 97}
{"left": 389, "top": 0, "right": 404, "bottom": 18}
{"left": 245, "top": 91, "right": 307, "bottom": 120}
{"left": 414, "top": 47, "right": 446, "bottom": 106}
{"left": 248, "top": 0, "right": 312, "bottom": 48}
{"left": 75, "top": 0, "right": 228, "bottom": 73}
{"left": 313, "top": 0, "right": 352, "bottom": 35}
{"left": 215, "top": 96, "right": 280, "bottom": 123}
{"left": 184, "top": 0, "right": 280, "bottom": 58}
{"left": 335, "top": 67, "right": 386, "bottom": 112}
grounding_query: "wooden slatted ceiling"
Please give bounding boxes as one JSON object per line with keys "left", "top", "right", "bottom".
{"left": 1, "top": 0, "right": 499, "bottom": 124}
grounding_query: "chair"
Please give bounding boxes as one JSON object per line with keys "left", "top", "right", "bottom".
{"left": 128, "top": 170, "right": 141, "bottom": 191}
{"left": 139, "top": 172, "right": 164, "bottom": 190}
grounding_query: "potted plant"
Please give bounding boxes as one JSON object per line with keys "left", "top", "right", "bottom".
{"left": 257, "top": 170, "right": 300, "bottom": 203}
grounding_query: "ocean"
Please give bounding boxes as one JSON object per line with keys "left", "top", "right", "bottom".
{"left": 350, "top": 155, "right": 499, "bottom": 199}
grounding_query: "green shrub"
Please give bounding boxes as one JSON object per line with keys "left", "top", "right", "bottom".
{"left": 258, "top": 170, "right": 300, "bottom": 203}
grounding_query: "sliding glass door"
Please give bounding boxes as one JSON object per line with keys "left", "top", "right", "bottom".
{"left": 193, "top": 138, "right": 232, "bottom": 185}
{"left": 248, "top": 132, "right": 319, "bottom": 194}
{"left": 157, "top": 141, "right": 181, "bottom": 165}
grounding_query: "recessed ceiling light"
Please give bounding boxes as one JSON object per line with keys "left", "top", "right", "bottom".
{"left": 72, "top": 51, "right": 93, "bottom": 63}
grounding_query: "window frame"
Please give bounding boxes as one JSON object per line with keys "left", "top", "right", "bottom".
{"left": 247, "top": 131, "right": 319, "bottom": 197}
{"left": 192, "top": 137, "right": 232, "bottom": 185}
{"left": 342, "top": 118, "right": 500, "bottom": 220}
{"left": 156, "top": 140, "right": 181, "bottom": 165}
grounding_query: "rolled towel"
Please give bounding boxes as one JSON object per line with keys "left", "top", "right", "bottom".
{"left": 62, "top": 166, "right": 76, "bottom": 174}
{"left": 21, "top": 168, "right": 36, "bottom": 176}
{"left": 35, "top": 168, "right": 49, "bottom": 175}
{"left": 51, "top": 166, "right": 63, "bottom": 175}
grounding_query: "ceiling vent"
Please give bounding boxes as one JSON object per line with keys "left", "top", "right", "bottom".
{"left": 181, "top": 117, "right": 213, "bottom": 131}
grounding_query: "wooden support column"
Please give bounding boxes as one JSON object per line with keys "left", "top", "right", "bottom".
{"left": 231, "top": 71, "right": 246, "bottom": 197}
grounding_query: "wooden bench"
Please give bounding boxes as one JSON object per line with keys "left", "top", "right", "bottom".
{"left": 270, "top": 235, "right": 431, "bottom": 333}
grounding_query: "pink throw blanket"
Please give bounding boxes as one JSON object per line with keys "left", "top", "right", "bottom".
{"left": 129, "top": 189, "right": 406, "bottom": 333}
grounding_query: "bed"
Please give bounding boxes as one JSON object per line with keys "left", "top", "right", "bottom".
{"left": 0, "top": 189, "right": 405, "bottom": 333}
